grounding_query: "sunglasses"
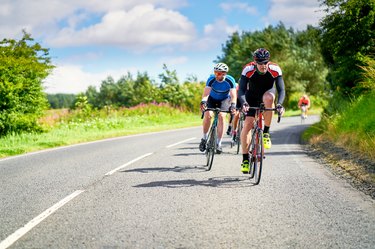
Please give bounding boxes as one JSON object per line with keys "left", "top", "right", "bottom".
{"left": 214, "top": 71, "right": 227, "bottom": 76}
{"left": 256, "top": 61, "right": 268, "bottom": 65}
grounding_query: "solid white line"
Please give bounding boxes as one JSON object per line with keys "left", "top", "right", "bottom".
{"left": 165, "top": 137, "right": 197, "bottom": 148}
{"left": 0, "top": 190, "right": 84, "bottom": 249}
{"left": 105, "top": 153, "right": 153, "bottom": 176}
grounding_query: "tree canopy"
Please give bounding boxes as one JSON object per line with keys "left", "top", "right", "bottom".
{"left": 319, "top": 0, "right": 375, "bottom": 96}
{"left": 0, "top": 31, "right": 54, "bottom": 136}
{"left": 216, "top": 23, "right": 327, "bottom": 105}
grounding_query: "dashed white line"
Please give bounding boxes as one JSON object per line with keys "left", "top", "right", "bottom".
{"left": 105, "top": 152, "right": 153, "bottom": 176}
{"left": 0, "top": 145, "right": 183, "bottom": 248}
{"left": 0, "top": 190, "right": 84, "bottom": 249}
{"left": 166, "top": 137, "right": 196, "bottom": 148}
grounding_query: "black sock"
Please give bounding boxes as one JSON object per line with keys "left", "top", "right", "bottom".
{"left": 264, "top": 126, "right": 270, "bottom": 134}
{"left": 242, "top": 154, "right": 249, "bottom": 161}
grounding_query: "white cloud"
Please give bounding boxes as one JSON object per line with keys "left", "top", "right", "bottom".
{"left": 46, "top": 4, "right": 196, "bottom": 50}
{"left": 0, "top": 0, "right": 189, "bottom": 39}
{"left": 220, "top": 2, "right": 257, "bottom": 15}
{"left": 185, "top": 19, "right": 240, "bottom": 51}
{"left": 204, "top": 19, "right": 239, "bottom": 37}
{"left": 268, "top": 0, "right": 325, "bottom": 30}
{"left": 44, "top": 64, "right": 138, "bottom": 94}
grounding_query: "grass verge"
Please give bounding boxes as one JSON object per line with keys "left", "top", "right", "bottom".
{"left": 302, "top": 92, "right": 375, "bottom": 198}
{"left": 0, "top": 104, "right": 320, "bottom": 159}
{"left": 0, "top": 105, "right": 201, "bottom": 158}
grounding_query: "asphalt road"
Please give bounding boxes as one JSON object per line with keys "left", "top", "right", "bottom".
{"left": 1, "top": 116, "right": 374, "bottom": 248}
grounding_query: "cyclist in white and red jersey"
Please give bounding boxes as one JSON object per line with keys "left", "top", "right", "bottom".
{"left": 238, "top": 48, "right": 285, "bottom": 173}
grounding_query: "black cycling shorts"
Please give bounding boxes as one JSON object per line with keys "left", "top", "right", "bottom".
{"left": 245, "top": 87, "right": 276, "bottom": 117}
{"left": 207, "top": 96, "right": 231, "bottom": 111}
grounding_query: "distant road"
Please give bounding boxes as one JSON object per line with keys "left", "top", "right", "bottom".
{"left": 1, "top": 116, "right": 374, "bottom": 248}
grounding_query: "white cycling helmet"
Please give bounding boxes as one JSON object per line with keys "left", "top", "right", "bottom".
{"left": 214, "top": 63, "right": 229, "bottom": 72}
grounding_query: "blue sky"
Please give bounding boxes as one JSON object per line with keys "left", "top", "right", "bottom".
{"left": 0, "top": 0, "right": 324, "bottom": 94}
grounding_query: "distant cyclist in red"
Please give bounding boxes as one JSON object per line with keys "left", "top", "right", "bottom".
{"left": 238, "top": 48, "right": 285, "bottom": 173}
{"left": 298, "top": 94, "right": 311, "bottom": 118}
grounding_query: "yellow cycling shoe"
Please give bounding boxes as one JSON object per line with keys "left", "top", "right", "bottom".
{"left": 241, "top": 160, "right": 250, "bottom": 173}
{"left": 263, "top": 133, "right": 272, "bottom": 149}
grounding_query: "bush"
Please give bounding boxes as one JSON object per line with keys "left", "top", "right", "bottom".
{"left": 0, "top": 32, "right": 53, "bottom": 136}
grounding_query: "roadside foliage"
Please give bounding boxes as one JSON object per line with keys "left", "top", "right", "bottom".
{"left": 0, "top": 31, "right": 54, "bottom": 136}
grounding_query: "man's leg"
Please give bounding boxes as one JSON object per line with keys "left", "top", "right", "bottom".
{"left": 262, "top": 91, "right": 275, "bottom": 149}
{"left": 232, "top": 111, "right": 239, "bottom": 132}
{"left": 202, "top": 111, "right": 211, "bottom": 135}
{"left": 240, "top": 116, "right": 254, "bottom": 173}
{"left": 263, "top": 91, "right": 275, "bottom": 128}
{"left": 241, "top": 117, "right": 254, "bottom": 153}
{"left": 199, "top": 111, "right": 212, "bottom": 152}
{"left": 216, "top": 112, "right": 226, "bottom": 153}
{"left": 226, "top": 114, "right": 233, "bottom": 135}
{"left": 218, "top": 112, "right": 226, "bottom": 138}
{"left": 231, "top": 111, "right": 239, "bottom": 141}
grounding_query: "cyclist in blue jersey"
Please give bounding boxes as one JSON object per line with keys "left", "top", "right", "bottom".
{"left": 238, "top": 48, "right": 285, "bottom": 173}
{"left": 199, "top": 63, "right": 237, "bottom": 154}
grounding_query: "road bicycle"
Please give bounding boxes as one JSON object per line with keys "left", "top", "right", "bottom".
{"left": 230, "top": 109, "right": 245, "bottom": 154}
{"left": 246, "top": 103, "right": 281, "bottom": 185}
{"left": 201, "top": 108, "right": 231, "bottom": 171}
{"left": 300, "top": 104, "right": 307, "bottom": 123}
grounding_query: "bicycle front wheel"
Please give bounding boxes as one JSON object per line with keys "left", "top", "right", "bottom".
{"left": 236, "top": 119, "right": 243, "bottom": 154}
{"left": 252, "top": 130, "right": 264, "bottom": 185}
{"left": 249, "top": 130, "right": 263, "bottom": 185}
{"left": 205, "top": 127, "right": 217, "bottom": 171}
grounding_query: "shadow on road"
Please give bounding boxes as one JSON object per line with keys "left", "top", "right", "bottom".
{"left": 265, "top": 150, "right": 307, "bottom": 156}
{"left": 133, "top": 176, "right": 255, "bottom": 188}
{"left": 121, "top": 165, "right": 214, "bottom": 173}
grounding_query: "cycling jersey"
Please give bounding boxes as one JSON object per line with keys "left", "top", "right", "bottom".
{"left": 206, "top": 74, "right": 236, "bottom": 101}
{"left": 238, "top": 62, "right": 285, "bottom": 106}
{"left": 299, "top": 98, "right": 310, "bottom": 106}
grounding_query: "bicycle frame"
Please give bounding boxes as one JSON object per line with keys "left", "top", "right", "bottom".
{"left": 247, "top": 103, "right": 281, "bottom": 184}
{"left": 202, "top": 108, "right": 231, "bottom": 171}
{"left": 231, "top": 110, "right": 245, "bottom": 154}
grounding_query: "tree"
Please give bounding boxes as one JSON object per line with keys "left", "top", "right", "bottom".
{"left": 132, "top": 72, "right": 157, "bottom": 106}
{"left": 97, "top": 76, "right": 121, "bottom": 107}
{"left": 85, "top": 85, "right": 100, "bottom": 108}
{"left": 217, "top": 23, "right": 327, "bottom": 107}
{"left": 158, "top": 64, "right": 184, "bottom": 106}
{"left": 0, "top": 31, "right": 54, "bottom": 136}
{"left": 47, "top": 93, "right": 76, "bottom": 109}
{"left": 319, "top": 0, "right": 375, "bottom": 96}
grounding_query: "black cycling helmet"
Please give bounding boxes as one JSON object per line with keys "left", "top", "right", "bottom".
{"left": 253, "top": 48, "right": 270, "bottom": 63}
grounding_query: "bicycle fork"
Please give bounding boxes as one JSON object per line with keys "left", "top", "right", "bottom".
{"left": 249, "top": 128, "right": 265, "bottom": 161}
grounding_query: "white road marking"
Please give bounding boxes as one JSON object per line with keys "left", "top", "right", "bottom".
{"left": 0, "top": 190, "right": 84, "bottom": 249}
{"left": 166, "top": 137, "right": 197, "bottom": 148}
{"left": 105, "top": 153, "right": 153, "bottom": 176}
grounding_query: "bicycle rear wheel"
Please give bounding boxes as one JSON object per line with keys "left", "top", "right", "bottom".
{"left": 248, "top": 129, "right": 256, "bottom": 179}
{"left": 205, "top": 127, "right": 216, "bottom": 171}
{"left": 236, "top": 119, "right": 243, "bottom": 154}
{"left": 252, "top": 130, "right": 264, "bottom": 185}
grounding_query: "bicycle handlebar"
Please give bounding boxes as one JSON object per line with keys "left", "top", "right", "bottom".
{"left": 201, "top": 108, "right": 232, "bottom": 119}
{"left": 247, "top": 106, "right": 282, "bottom": 123}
